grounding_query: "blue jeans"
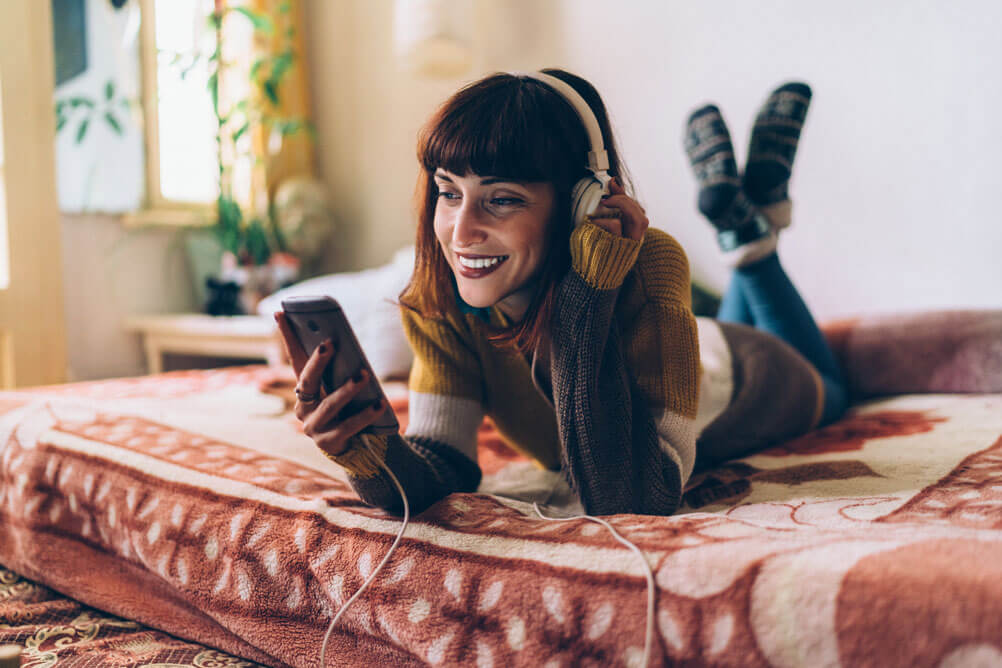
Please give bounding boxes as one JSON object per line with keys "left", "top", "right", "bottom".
{"left": 716, "top": 253, "right": 849, "bottom": 425}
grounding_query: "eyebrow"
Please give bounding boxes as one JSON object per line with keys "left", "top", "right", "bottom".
{"left": 433, "top": 171, "right": 528, "bottom": 187}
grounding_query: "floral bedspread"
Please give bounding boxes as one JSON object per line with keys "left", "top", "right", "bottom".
{"left": 1, "top": 366, "right": 1001, "bottom": 667}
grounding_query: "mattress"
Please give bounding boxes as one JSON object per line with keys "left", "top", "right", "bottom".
{"left": 1, "top": 363, "right": 1001, "bottom": 667}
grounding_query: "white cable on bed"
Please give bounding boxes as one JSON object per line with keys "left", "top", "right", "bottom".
{"left": 316, "top": 441, "right": 653, "bottom": 668}
{"left": 321, "top": 434, "right": 410, "bottom": 668}
{"left": 532, "top": 502, "right": 655, "bottom": 668}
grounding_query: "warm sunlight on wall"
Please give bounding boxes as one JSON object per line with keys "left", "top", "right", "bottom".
{"left": 0, "top": 68, "right": 9, "bottom": 290}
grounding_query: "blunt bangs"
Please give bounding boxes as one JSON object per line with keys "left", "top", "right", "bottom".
{"left": 419, "top": 74, "right": 587, "bottom": 187}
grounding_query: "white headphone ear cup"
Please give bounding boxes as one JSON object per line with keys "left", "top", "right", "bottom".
{"left": 571, "top": 177, "right": 604, "bottom": 227}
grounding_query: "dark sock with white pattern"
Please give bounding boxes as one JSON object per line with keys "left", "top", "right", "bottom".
{"left": 685, "top": 105, "right": 772, "bottom": 259}
{"left": 743, "top": 82, "right": 812, "bottom": 206}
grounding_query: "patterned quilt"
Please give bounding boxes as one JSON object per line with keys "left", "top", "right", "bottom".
{"left": 1, "top": 366, "right": 1001, "bottom": 667}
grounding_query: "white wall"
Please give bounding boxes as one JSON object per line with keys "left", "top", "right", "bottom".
{"left": 304, "top": 0, "right": 1002, "bottom": 319}
{"left": 61, "top": 214, "right": 196, "bottom": 381}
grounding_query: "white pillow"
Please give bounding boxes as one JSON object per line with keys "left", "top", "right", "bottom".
{"left": 258, "top": 246, "right": 415, "bottom": 380}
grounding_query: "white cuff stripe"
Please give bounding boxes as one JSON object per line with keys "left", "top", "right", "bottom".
{"left": 405, "top": 391, "right": 484, "bottom": 461}
{"left": 653, "top": 409, "right": 698, "bottom": 484}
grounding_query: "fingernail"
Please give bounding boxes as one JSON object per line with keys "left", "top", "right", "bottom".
{"left": 273, "top": 312, "right": 281, "bottom": 322}
{"left": 317, "top": 343, "right": 328, "bottom": 355}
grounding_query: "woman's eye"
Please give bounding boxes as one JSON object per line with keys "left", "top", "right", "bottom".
{"left": 490, "top": 197, "right": 523, "bottom": 207}
{"left": 437, "top": 191, "right": 460, "bottom": 201}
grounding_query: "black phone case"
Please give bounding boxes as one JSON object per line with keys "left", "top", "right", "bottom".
{"left": 281, "top": 296, "right": 399, "bottom": 435}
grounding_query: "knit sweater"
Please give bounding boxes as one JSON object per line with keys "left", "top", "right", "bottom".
{"left": 324, "top": 223, "right": 824, "bottom": 515}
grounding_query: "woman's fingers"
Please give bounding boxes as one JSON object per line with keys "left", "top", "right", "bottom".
{"left": 313, "top": 401, "right": 386, "bottom": 457}
{"left": 292, "top": 339, "right": 334, "bottom": 421}
{"left": 601, "top": 193, "right": 649, "bottom": 241}
{"left": 302, "top": 368, "right": 370, "bottom": 436}
{"left": 274, "top": 312, "right": 309, "bottom": 376}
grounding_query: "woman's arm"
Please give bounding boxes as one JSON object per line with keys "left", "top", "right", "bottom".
{"left": 549, "top": 212, "right": 699, "bottom": 516}
{"left": 276, "top": 309, "right": 485, "bottom": 515}
{"left": 330, "top": 433, "right": 481, "bottom": 514}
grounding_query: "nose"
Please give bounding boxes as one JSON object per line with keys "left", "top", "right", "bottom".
{"left": 451, "top": 202, "right": 488, "bottom": 248}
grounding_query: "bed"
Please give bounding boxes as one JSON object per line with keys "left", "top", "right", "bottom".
{"left": 1, "top": 310, "right": 1001, "bottom": 667}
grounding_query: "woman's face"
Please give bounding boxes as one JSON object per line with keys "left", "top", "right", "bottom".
{"left": 433, "top": 169, "right": 555, "bottom": 320}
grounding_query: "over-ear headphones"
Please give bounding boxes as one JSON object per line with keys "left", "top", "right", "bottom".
{"left": 519, "top": 71, "right": 612, "bottom": 227}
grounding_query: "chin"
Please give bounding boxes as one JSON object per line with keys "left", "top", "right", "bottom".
{"left": 457, "top": 286, "right": 499, "bottom": 309}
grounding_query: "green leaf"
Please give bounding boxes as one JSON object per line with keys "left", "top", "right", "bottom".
{"left": 263, "top": 79, "right": 279, "bottom": 106}
{"left": 207, "top": 72, "right": 219, "bottom": 115}
{"left": 216, "top": 195, "right": 244, "bottom": 230}
{"left": 232, "top": 121, "right": 249, "bottom": 143}
{"left": 104, "top": 111, "right": 123, "bottom": 135}
{"left": 69, "top": 97, "right": 95, "bottom": 109}
{"left": 232, "top": 7, "right": 273, "bottom": 34}
{"left": 75, "top": 118, "right": 91, "bottom": 144}
{"left": 244, "top": 219, "right": 272, "bottom": 265}
{"left": 250, "top": 57, "right": 265, "bottom": 81}
{"left": 270, "top": 52, "right": 293, "bottom": 81}
{"left": 56, "top": 114, "right": 67, "bottom": 132}
{"left": 279, "top": 0, "right": 291, "bottom": 14}
{"left": 280, "top": 119, "right": 302, "bottom": 136}
{"left": 105, "top": 80, "right": 115, "bottom": 101}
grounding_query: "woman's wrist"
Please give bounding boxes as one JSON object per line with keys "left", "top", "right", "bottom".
{"left": 323, "top": 433, "right": 389, "bottom": 479}
{"left": 570, "top": 221, "right": 643, "bottom": 290}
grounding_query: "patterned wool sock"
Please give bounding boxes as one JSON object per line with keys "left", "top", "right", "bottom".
{"left": 685, "top": 105, "right": 776, "bottom": 267}
{"left": 743, "top": 82, "right": 813, "bottom": 228}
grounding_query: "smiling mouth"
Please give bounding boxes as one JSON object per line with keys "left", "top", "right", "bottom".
{"left": 456, "top": 253, "right": 509, "bottom": 278}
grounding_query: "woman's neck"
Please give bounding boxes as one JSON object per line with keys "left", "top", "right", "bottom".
{"left": 496, "top": 283, "right": 538, "bottom": 323}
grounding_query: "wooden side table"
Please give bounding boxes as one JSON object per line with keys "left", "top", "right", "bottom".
{"left": 124, "top": 314, "right": 282, "bottom": 374}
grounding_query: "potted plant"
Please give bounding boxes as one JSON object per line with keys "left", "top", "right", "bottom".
{"left": 202, "top": 0, "right": 316, "bottom": 315}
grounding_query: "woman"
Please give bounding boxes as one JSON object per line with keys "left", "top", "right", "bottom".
{"left": 275, "top": 69, "right": 848, "bottom": 516}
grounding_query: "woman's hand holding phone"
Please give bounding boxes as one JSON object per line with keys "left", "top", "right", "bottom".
{"left": 274, "top": 311, "right": 387, "bottom": 457}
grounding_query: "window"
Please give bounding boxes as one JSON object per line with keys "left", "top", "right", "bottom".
{"left": 127, "top": 0, "right": 218, "bottom": 225}
{"left": 146, "top": 0, "right": 218, "bottom": 207}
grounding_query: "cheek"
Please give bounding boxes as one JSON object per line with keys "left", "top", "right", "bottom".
{"left": 432, "top": 213, "right": 451, "bottom": 248}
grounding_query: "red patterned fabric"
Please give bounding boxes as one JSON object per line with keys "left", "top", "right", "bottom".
{"left": 2, "top": 366, "right": 1002, "bottom": 666}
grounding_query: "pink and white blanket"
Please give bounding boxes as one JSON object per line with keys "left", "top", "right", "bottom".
{"left": 2, "top": 356, "right": 1002, "bottom": 666}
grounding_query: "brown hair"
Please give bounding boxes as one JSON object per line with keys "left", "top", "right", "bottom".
{"left": 399, "top": 68, "right": 630, "bottom": 354}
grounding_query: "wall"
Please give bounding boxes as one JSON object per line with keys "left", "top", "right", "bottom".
{"left": 61, "top": 214, "right": 195, "bottom": 381}
{"left": 303, "top": 0, "right": 565, "bottom": 272}
{"left": 303, "top": 0, "right": 1002, "bottom": 319}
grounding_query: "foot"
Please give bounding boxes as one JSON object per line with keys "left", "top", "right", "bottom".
{"left": 685, "top": 105, "right": 776, "bottom": 267}
{"left": 742, "top": 82, "right": 812, "bottom": 229}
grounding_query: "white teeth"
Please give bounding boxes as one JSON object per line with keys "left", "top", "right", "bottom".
{"left": 459, "top": 255, "right": 503, "bottom": 269}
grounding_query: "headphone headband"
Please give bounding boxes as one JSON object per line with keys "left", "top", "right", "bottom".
{"left": 518, "top": 71, "right": 610, "bottom": 174}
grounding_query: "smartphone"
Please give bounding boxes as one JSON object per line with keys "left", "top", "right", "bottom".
{"left": 281, "top": 296, "right": 399, "bottom": 435}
